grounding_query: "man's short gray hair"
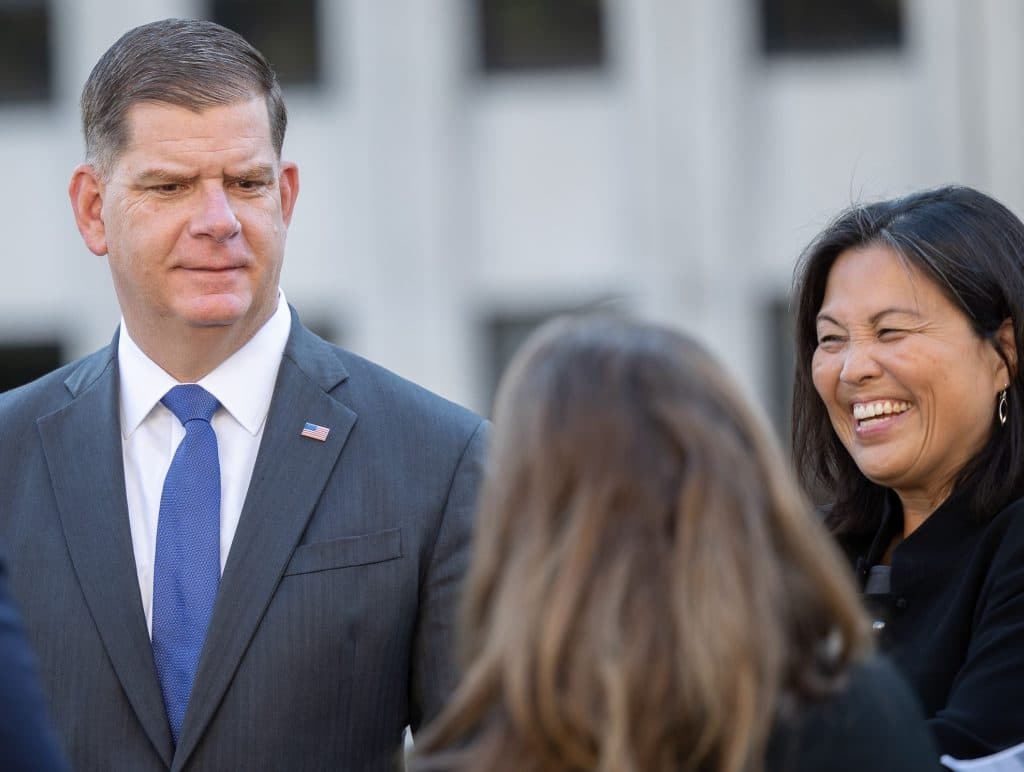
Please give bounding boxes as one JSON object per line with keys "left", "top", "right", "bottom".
{"left": 81, "top": 18, "right": 287, "bottom": 175}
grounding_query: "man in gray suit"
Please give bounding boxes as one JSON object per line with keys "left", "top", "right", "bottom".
{"left": 0, "top": 18, "right": 486, "bottom": 771}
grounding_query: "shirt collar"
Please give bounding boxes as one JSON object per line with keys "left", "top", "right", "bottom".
{"left": 118, "top": 291, "right": 292, "bottom": 438}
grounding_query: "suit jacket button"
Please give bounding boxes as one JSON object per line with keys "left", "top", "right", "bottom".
{"left": 895, "top": 597, "right": 908, "bottom": 610}
{"left": 872, "top": 619, "right": 886, "bottom": 631}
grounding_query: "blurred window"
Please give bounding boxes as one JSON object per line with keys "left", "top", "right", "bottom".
{"left": 479, "top": 0, "right": 605, "bottom": 73}
{"left": 0, "top": 0, "right": 52, "bottom": 104}
{"left": 209, "top": 0, "right": 321, "bottom": 86}
{"left": 0, "top": 342, "right": 61, "bottom": 393}
{"left": 761, "top": 0, "right": 903, "bottom": 54}
{"left": 766, "top": 296, "right": 795, "bottom": 444}
{"left": 485, "top": 312, "right": 557, "bottom": 411}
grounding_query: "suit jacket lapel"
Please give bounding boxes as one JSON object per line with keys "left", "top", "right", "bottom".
{"left": 36, "top": 341, "right": 174, "bottom": 768}
{"left": 174, "top": 317, "right": 356, "bottom": 769}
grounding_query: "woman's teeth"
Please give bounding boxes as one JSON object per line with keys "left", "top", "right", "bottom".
{"left": 853, "top": 400, "right": 911, "bottom": 423}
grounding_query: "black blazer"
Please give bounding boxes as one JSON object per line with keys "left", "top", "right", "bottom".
{"left": 839, "top": 490, "right": 1024, "bottom": 759}
{"left": 766, "top": 656, "right": 938, "bottom": 771}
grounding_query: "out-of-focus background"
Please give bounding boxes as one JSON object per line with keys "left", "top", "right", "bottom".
{"left": 1, "top": 0, "right": 1021, "bottom": 437}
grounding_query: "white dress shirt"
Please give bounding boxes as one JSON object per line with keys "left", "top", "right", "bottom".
{"left": 118, "top": 293, "right": 291, "bottom": 635}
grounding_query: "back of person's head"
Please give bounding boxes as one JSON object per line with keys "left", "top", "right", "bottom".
{"left": 81, "top": 18, "right": 287, "bottom": 175}
{"left": 792, "top": 185, "right": 1024, "bottom": 530}
{"left": 414, "top": 315, "right": 871, "bottom": 772}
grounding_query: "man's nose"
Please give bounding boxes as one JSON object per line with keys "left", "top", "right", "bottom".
{"left": 190, "top": 183, "right": 241, "bottom": 243}
{"left": 838, "top": 340, "right": 883, "bottom": 384}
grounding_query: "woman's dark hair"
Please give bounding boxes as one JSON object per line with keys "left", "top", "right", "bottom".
{"left": 792, "top": 185, "right": 1024, "bottom": 535}
{"left": 414, "top": 315, "right": 870, "bottom": 772}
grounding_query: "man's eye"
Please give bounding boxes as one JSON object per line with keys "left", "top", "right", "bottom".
{"left": 234, "top": 179, "right": 268, "bottom": 190}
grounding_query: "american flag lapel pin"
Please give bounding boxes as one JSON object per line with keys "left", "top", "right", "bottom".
{"left": 300, "top": 422, "right": 330, "bottom": 442}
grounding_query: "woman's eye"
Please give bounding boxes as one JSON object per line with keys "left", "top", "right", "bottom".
{"left": 878, "top": 328, "right": 905, "bottom": 340}
{"left": 817, "top": 334, "right": 845, "bottom": 348}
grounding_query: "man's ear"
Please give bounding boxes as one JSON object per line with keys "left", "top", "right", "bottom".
{"left": 995, "top": 317, "right": 1018, "bottom": 385}
{"left": 69, "top": 163, "right": 108, "bottom": 256}
{"left": 278, "top": 161, "right": 299, "bottom": 226}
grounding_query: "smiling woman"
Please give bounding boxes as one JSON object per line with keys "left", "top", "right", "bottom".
{"left": 792, "top": 185, "right": 1024, "bottom": 760}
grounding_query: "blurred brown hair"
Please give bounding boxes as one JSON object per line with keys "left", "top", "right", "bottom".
{"left": 413, "top": 315, "right": 871, "bottom": 772}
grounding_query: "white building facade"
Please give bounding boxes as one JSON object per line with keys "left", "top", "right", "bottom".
{"left": 1, "top": 0, "right": 1021, "bottom": 433}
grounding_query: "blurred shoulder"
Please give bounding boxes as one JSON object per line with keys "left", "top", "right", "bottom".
{"left": 767, "top": 656, "right": 938, "bottom": 772}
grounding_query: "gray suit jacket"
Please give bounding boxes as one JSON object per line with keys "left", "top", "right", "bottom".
{"left": 0, "top": 309, "right": 488, "bottom": 771}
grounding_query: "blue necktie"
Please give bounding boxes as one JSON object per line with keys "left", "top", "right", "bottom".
{"left": 152, "top": 384, "right": 221, "bottom": 744}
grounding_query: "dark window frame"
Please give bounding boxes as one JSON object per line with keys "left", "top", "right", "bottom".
{"left": 477, "top": 0, "right": 607, "bottom": 74}
{"left": 208, "top": 0, "right": 323, "bottom": 87}
{"left": 765, "top": 295, "right": 796, "bottom": 445}
{"left": 0, "top": 341, "right": 62, "bottom": 393}
{"left": 761, "top": 0, "right": 904, "bottom": 56}
{"left": 0, "top": 0, "right": 53, "bottom": 105}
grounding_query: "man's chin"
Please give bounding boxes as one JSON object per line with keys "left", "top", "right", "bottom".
{"left": 178, "top": 295, "right": 252, "bottom": 328}
{"left": 174, "top": 294, "right": 282, "bottom": 341}
{"left": 182, "top": 312, "right": 247, "bottom": 329}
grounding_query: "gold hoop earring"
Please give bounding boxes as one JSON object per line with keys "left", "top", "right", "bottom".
{"left": 999, "top": 389, "right": 1009, "bottom": 426}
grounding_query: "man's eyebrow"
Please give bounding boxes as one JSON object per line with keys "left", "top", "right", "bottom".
{"left": 134, "top": 168, "right": 196, "bottom": 184}
{"left": 226, "top": 164, "right": 276, "bottom": 179}
{"left": 132, "top": 165, "right": 277, "bottom": 183}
